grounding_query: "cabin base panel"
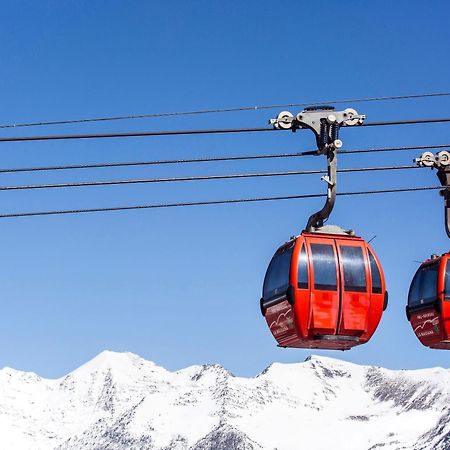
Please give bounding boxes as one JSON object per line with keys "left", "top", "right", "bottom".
{"left": 427, "top": 340, "right": 450, "bottom": 350}
{"left": 276, "top": 334, "right": 368, "bottom": 351}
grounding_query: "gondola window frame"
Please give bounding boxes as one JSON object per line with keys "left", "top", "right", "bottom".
{"left": 340, "top": 245, "right": 368, "bottom": 293}
{"left": 310, "top": 243, "right": 338, "bottom": 291}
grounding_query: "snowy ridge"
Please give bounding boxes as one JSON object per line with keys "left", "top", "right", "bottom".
{"left": 0, "top": 351, "right": 449, "bottom": 450}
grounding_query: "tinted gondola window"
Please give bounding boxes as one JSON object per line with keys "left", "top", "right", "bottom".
{"left": 368, "top": 250, "right": 382, "bottom": 294}
{"left": 297, "top": 245, "right": 309, "bottom": 289}
{"left": 445, "top": 260, "right": 450, "bottom": 301}
{"left": 311, "top": 244, "right": 337, "bottom": 291}
{"left": 340, "top": 246, "right": 367, "bottom": 292}
{"left": 408, "top": 263, "right": 438, "bottom": 307}
{"left": 263, "top": 245, "right": 293, "bottom": 300}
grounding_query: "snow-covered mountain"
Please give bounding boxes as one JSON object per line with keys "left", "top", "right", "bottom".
{"left": 0, "top": 351, "right": 448, "bottom": 450}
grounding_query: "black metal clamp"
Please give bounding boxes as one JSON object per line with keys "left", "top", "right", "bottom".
{"left": 269, "top": 106, "right": 366, "bottom": 231}
{"left": 416, "top": 150, "right": 450, "bottom": 238}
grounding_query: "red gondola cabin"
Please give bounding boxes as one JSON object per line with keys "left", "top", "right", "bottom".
{"left": 406, "top": 253, "right": 450, "bottom": 349}
{"left": 261, "top": 227, "right": 387, "bottom": 350}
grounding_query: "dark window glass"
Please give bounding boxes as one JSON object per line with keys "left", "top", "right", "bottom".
{"left": 408, "top": 263, "right": 438, "bottom": 307}
{"left": 340, "top": 246, "right": 367, "bottom": 292}
{"left": 445, "top": 260, "right": 450, "bottom": 301}
{"left": 297, "top": 245, "right": 309, "bottom": 289}
{"left": 369, "top": 250, "right": 382, "bottom": 294}
{"left": 263, "top": 245, "right": 293, "bottom": 300}
{"left": 311, "top": 244, "right": 337, "bottom": 291}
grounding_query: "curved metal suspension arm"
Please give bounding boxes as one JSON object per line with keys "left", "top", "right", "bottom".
{"left": 437, "top": 167, "right": 450, "bottom": 239}
{"left": 305, "top": 147, "right": 337, "bottom": 231}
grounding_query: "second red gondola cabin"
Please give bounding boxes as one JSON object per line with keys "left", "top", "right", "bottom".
{"left": 407, "top": 253, "right": 450, "bottom": 349}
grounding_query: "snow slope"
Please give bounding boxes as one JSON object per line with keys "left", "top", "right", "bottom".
{"left": 0, "top": 351, "right": 448, "bottom": 450}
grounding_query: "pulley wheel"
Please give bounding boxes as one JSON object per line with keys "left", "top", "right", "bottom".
{"left": 275, "top": 111, "right": 294, "bottom": 130}
{"left": 437, "top": 151, "right": 450, "bottom": 166}
{"left": 420, "top": 151, "right": 436, "bottom": 167}
{"left": 343, "top": 108, "right": 359, "bottom": 126}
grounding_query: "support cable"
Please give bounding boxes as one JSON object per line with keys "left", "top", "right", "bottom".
{"left": 0, "top": 127, "right": 274, "bottom": 143}
{"left": 0, "top": 152, "right": 306, "bottom": 174}
{"left": 0, "top": 117, "right": 449, "bottom": 143}
{"left": 1, "top": 92, "right": 448, "bottom": 130}
{"left": 338, "top": 143, "right": 450, "bottom": 155}
{"left": 362, "top": 118, "right": 450, "bottom": 127}
{"left": 0, "top": 185, "right": 444, "bottom": 219}
{"left": 0, "top": 144, "right": 448, "bottom": 174}
{"left": 0, "top": 165, "right": 420, "bottom": 192}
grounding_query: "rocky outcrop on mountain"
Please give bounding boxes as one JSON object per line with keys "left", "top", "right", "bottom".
{"left": 0, "top": 351, "right": 448, "bottom": 450}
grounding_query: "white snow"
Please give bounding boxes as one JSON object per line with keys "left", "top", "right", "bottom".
{"left": 0, "top": 351, "right": 448, "bottom": 450}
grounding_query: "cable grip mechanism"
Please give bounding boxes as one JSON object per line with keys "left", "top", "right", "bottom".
{"left": 269, "top": 105, "right": 365, "bottom": 154}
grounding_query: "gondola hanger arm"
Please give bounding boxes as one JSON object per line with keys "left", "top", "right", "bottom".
{"left": 269, "top": 106, "right": 366, "bottom": 231}
{"left": 416, "top": 150, "right": 450, "bottom": 239}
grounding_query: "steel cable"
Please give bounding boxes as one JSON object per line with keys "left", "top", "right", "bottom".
{"left": 0, "top": 144, "right": 448, "bottom": 174}
{"left": 338, "top": 143, "right": 450, "bottom": 155}
{"left": 0, "top": 152, "right": 306, "bottom": 174}
{"left": 0, "top": 127, "right": 275, "bottom": 143}
{"left": 1, "top": 92, "right": 448, "bottom": 129}
{"left": 0, "top": 165, "right": 420, "bottom": 192}
{"left": 362, "top": 118, "right": 450, "bottom": 127}
{"left": 0, "top": 117, "right": 449, "bottom": 143}
{"left": 0, "top": 185, "right": 444, "bottom": 219}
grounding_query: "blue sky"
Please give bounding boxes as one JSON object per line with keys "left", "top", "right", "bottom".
{"left": 0, "top": 1, "right": 449, "bottom": 378}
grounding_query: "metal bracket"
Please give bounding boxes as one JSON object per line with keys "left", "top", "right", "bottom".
{"left": 269, "top": 106, "right": 366, "bottom": 231}
{"left": 416, "top": 150, "right": 450, "bottom": 238}
{"left": 269, "top": 105, "right": 365, "bottom": 154}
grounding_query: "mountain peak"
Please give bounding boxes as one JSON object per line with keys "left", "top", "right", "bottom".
{"left": 257, "top": 354, "right": 362, "bottom": 379}
{"left": 177, "top": 362, "right": 234, "bottom": 382}
{"left": 308, "top": 354, "right": 366, "bottom": 370}
{"left": 304, "top": 354, "right": 360, "bottom": 367}
{"left": 0, "top": 366, "right": 42, "bottom": 383}
{"left": 92, "top": 350, "right": 148, "bottom": 365}
{"left": 68, "top": 350, "right": 156, "bottom": 374}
